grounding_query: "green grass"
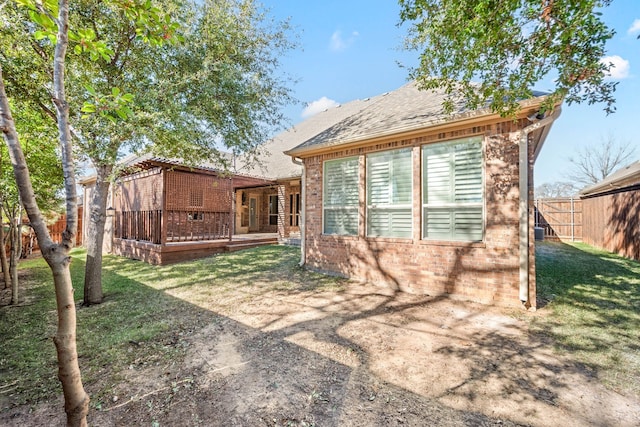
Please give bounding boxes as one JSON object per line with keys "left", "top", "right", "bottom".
{"left": 4, "top": 242, "right": 637, "bottom": 410}
{"left": 0, "top": 245, "right": 343, "bottom": 409}
{"left": 534, "top": 241, "right": 640, "bottom": 397}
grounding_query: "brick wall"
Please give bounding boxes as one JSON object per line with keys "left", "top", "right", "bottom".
{"left": 278, "top": 179, "right": 301, "bottom": 238}
{"left": 302, "top": 120, "right": 537, "bottom": 308}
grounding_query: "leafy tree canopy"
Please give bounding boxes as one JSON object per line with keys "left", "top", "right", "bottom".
{"left": 399, "top": 0, "right": 616, "bottom": 116}
{"left": 0, "top": 102, "right": 64, "bottom": 214}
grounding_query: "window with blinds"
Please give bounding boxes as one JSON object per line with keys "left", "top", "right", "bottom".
{"left": 323, "top": 157, "right": 359, "bottom": 235}
{"left": 366, "top": 148, "right": 412, "bottom": 238}
{"left": 422, "top": 137, "right": 483, "bottom": 241}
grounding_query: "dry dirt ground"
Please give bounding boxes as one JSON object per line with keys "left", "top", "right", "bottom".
{"left": 3, "top": 271, "right": 639, "bottom": 426}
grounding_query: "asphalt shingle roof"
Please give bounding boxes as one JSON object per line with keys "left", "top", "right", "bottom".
{"left": 286, "top": 81, "right": 550, "bottom": 156}
{"left": 580, "top": 160, "right": 640, "bottom": 196}
{"left": 232, "top": 95, "right": 383, "bottom": 180}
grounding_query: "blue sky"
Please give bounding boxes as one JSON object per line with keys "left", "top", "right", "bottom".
{"left": 262, "top": 0, "right": 640, "bottom": 187}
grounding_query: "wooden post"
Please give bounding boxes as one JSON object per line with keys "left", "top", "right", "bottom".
{"left": 161, "top": 169, "right": 168, "bottom": 245}
{"left": 228, "top": 178, "right": 233, "bottom": 242}
{"left": 570, "top": 196, "right": 575, "bottom": 242}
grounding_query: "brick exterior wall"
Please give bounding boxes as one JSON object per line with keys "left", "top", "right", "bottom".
{"left": 302, "top": 120, "right": 537, "bottom": 308}
{"left": 278, "top": 179, "right": 302, "bottom": 239}
{"left": 235, "top": 180, "right": 301, "bottom": 237}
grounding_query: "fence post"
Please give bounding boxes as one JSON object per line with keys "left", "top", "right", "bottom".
{"left": 570, "top": 196, "right": 575, "bottom": 242}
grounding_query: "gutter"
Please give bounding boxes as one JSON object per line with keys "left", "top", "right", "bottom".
{"left": 291, "top": 157, "right": 306, "bottom": 267}
{"left": 285, "top": 96, "right": 551, "bottom": 159}
{"left": 518, "top": 108, "right": 561, "bottom": 307}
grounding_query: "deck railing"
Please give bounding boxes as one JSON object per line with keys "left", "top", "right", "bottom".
{"left": 115, "top": 210, "right": 162, "bottom": 244}
{"left": 115, "top": 210, "right": 232, "bottom": 244}
{"left": 165, "top": 210, "right": 231, "bottom": 242}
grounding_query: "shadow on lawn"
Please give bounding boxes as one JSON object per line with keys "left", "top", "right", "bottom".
{"left": 96, "top": 246, "right": 636, "bottom": 425}
{"left": 4, "top": 245, "right": 638, "bottom": 426}
{"left": 535, "top": 241, "right": 640, "bottom": 343}
{"left": 534, "top": 241, "right": 640, "bottom": 396}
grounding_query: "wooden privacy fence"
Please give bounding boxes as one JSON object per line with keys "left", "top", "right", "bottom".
{"left": 47, "top": 207, "right": 84, "bottom": 245}
{"left": 534, "top": 197, "right": 582, "bottom": 241}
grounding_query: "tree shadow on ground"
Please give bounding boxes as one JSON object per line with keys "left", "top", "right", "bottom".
{"left": 3, "top": 246, "right": 639, "bottom": 426}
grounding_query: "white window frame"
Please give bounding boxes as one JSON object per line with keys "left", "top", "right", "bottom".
{"left": 322, "top": 157, "right": 359, "bottom": 235}
{"left": 422, "top": 136, "right": 484, "bottom": 241}
{"left": 366, "top": 148, "right": 413, "bottom": 238}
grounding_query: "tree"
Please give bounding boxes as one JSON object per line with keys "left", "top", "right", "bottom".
{"left": 567, "top": 134, "right": 637, "bottom": 185}
{"left": 1, "top": 1, "right": 179, "bottom": 424}
{"left": 0, "top": 102, "right": 63, "bottom": 304}
{"left": 0, "top": 2, "right": 88, "bottom": 421}
{"left": 535, "top": 181, "right": 580, "bottom": 199}
{"left": 399, "top": 0, "right": 617, "bottom": 116}
{"left": 72, "top": 0, "right": 295, "bottom": 305}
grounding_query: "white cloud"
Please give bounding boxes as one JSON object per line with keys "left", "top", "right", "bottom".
{"left": 301, "top": 97, "right": 340, "bottom": 118}
{"left": 627, "top": 18, "right": 640, "bottom": 35}
{"left": 600, "top": 55, "right": 630, "bottom": 80}
{"left": 329, "top": 30, "right": 359, "bottom": 52}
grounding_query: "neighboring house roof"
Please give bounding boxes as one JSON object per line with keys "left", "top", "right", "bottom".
{"left": 580, "top": 160, "right": 640, "bottom": 197}
{"left": 233, "top": 96, "right": 383, "bottom": 180}
{"left": 286, "top": 81, "right": 550, "bottom": 157}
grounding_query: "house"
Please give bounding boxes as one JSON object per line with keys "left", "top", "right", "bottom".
{"left": 81, "top": 81, "right": 561, "bottom": 308}
{"left": 80, "top": 96, "right": 377, "bottom": 264}
{"left": 81, "top": 155, "right": 275, "bottom": 264}
{"left": 580, "top": 160, "right": 640, "bottom": 261}
{"left": 285, "top": 82, "right": 561, "bottom": 309}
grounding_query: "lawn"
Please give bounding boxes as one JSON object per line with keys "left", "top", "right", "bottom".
{"left": 0, "top": 245, "right": 344, "bottom": 410}
{"left": 1, "top": 242, "right": 639, "bottom": 425}
{"left": 534, "top": 241, "right": 640, "bottom": 397}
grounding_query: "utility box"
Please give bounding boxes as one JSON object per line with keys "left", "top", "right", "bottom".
{"left": 534, "top": 227, "right": 545, "bottom": 241}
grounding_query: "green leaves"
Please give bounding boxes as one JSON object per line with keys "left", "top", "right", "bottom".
{"left": 111, "top": 0, "right": 183, "bottom": 46}
{"left": 70, "top": 29, "right": 115, "bottom": 61}
{"left": 81, "top": 86, "right": 135, "bottom": 123}
{"left": 399, "top": 0, "right": 617, "bottom": 116}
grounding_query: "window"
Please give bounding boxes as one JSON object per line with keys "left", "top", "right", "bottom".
{"left": 268, "top": 195, "right": 278, "bottom": 226}
{"left": 323, "top": 157, "right": 359, "bottom": 235}
{"left": 187, "top": 212, "right": 204, "bottom": 221}
{"left": 289, "top": 192, "right": 300, "bottom": 226}
{"left": 422, "top": 137, "right": 483, "bottom": 241}
{"left": 366, "top": 148, "right": 412, "bottom": 238}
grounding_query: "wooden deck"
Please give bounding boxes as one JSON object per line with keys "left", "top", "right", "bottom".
{"left": 113, "top": 233, "right": 279, "bottom": 265}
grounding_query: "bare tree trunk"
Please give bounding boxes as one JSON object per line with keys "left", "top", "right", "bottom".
{"left": 0, "top": 201, "right": 10, "bottom": 289}
{"left": 0, "top": 0, "right": 89, "bottom": 422}
{"left": 9, "top": 216, "right": 18, "bottom": 305}
{"left": 83, "top": 164, "right": 112, "bottom": 305}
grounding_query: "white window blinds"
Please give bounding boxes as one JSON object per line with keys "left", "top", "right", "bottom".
{"left": 367, "top": 148, "right": 412, "bottom": 238}
{"left": 423, "top": 137, "right": 483, "bottom": 241}
{"left": 323, "top": 157, "right": 359, "bottom": 235}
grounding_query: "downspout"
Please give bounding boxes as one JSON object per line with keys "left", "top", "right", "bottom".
{"left": 518, "top": 109, "right": 560, "bottom": 307}
{"left": 291, "top": 157, "right": 306, "bottom": 267}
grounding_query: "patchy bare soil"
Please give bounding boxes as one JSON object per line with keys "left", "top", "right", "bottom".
{"left": 3, "top": 258, "right": 639, "bottom": 426}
